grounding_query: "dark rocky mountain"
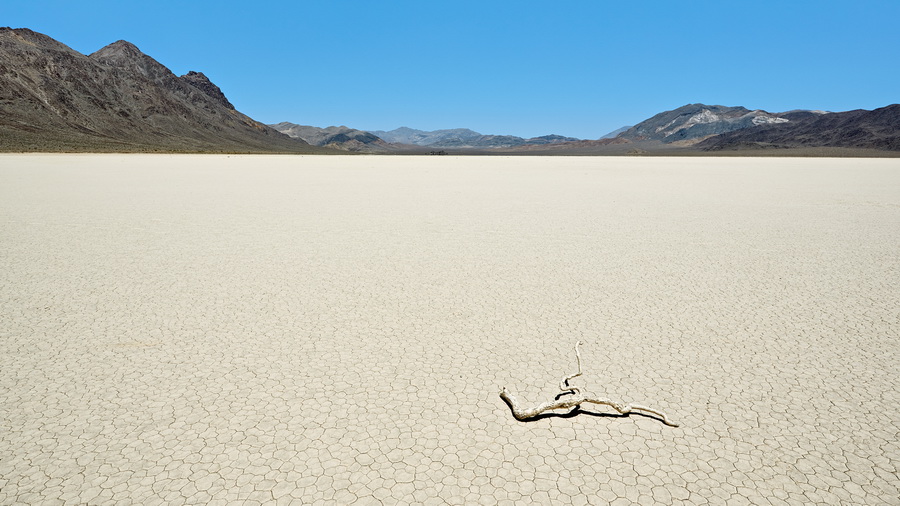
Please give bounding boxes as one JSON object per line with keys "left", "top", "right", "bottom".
{"left": 698, "top": 104, "right": 900, "bottom": 151}
{"left": 369, "top": 126, "right": 580, "bottom": 148}
{"left": 0, "top": 28, "right": 319, "bottom": 152}
{"left": 617, "top": 104, "right": 791, "bottom": 144}
{"left": 269, "top": 122, "right": 394, "bottom": 152}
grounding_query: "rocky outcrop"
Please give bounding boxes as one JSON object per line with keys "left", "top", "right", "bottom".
{"left": 180, "top": 71, "right": 234, "bottom": 110}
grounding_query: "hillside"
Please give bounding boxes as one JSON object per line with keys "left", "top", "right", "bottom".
{"left": 698, "top": 104, "right": 900, "bottom": 151}
{"left": 0, "top": 28, "right": 321, "bottom": 153}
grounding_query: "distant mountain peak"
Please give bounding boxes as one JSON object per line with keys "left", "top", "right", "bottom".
{"left": 619, "top": 103, "right": 789, "bottom": 144}
{"left": 600, "top": 125, "right": 631, "bottom": 139}
{"left": 91, "top": 40, "right": 144, "bottom": 59}
{"left": 270, "top": 122, "right": 392, "bottom": 152}
{"left": 89, "top": 39, "right": 177, "bottom": 82}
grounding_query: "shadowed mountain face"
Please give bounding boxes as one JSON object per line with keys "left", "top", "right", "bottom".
{"left": 0, "top": 28, "right": 318, "bottom": 152}
{"left": 369, "top": 127, "right": 580, "bottom": 148}
{"left": 269, "top": 122, "right": 394, "bottom": 152}
{"left": 698, "top": 105, "right": 900, "bottom": 151}
{"left": 180, "top": 71, "right": 234, "bottom": 110}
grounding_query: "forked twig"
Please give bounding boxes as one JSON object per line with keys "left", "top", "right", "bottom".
{"left": 558, "top": 340, "right": 584, "bottom": 397}
{"left": 500, "top": 341, "right": 679, "bottom": 427}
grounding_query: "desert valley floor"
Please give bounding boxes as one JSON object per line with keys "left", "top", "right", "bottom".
{"left": 1, "top": 154, "right": 898, "bottom": 505}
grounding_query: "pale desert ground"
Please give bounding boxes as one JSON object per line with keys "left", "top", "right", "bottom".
{"left": 1, "top": 154, "right": 898, "bottom": 505}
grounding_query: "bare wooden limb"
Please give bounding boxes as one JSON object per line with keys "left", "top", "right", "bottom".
{"left": 500, "top": 388, "right": 679, "bottom": 426}
{"left": 500, "top": 387, "right": 582, "bottom": 419}
{"left": 501, "top": 341, "right": 679, "bottom": 427}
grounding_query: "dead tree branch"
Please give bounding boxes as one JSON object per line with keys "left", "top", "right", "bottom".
{"left": 500, "top": 341, "right": 679, "bottom": 427}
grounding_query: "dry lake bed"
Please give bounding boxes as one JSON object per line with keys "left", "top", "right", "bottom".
{"left": 1, "top": 154, "right": 898, "bottom": 505}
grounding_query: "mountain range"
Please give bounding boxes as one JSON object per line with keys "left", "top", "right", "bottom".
{"left": 367, "top": 127, "right": 580, "bottom": 149}
{"left": 1, "top": 28, "right": 897, "bottom": 155}
{"left": 502, "top": 104, "right": 899, "bottom": 154}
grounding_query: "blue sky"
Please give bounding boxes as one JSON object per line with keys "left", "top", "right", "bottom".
{"left": 6, "top": 0, "right": 899, "bottom": 138}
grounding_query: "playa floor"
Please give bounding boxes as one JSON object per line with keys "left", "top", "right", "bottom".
{"left": 1, "top": 154, "right": 898, "bottom": 505}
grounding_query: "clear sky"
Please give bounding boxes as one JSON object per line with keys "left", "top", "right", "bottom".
{"left": 6, "top": 0, "right": 899, "bottom": 139}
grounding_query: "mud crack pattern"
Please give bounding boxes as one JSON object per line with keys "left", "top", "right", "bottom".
{"left": 1, "top": 155, "right": 898, "bottom": 505}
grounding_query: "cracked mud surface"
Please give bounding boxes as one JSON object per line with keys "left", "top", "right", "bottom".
{"left": 1, "top": 154, "right": 898, "bottom": 504}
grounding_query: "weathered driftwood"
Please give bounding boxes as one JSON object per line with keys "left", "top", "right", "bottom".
{"left": 500, "top": 341, "right": 679, "bottom": 427}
